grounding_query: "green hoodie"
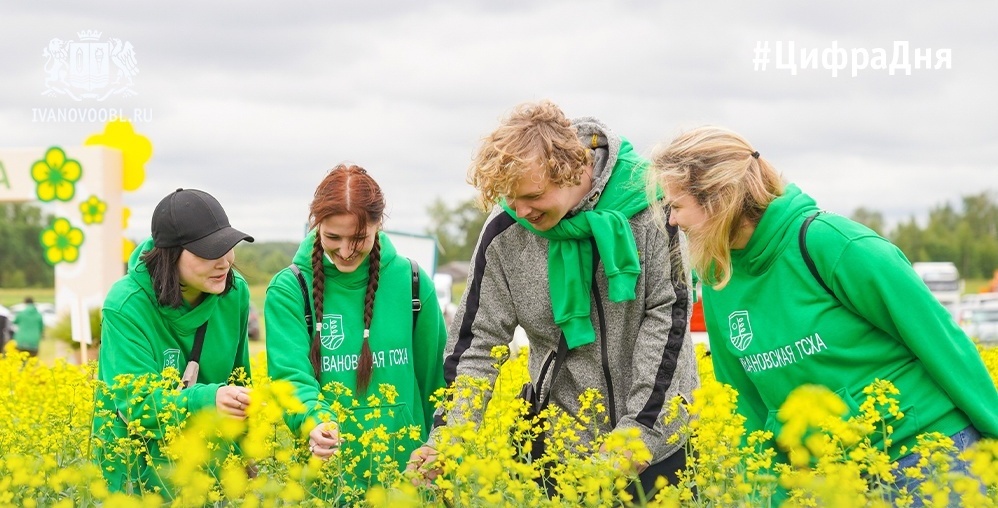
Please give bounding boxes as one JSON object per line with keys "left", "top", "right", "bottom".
{"left": 93, "top": 237, "right": 252, "bottom": 496}
{"left": 704, "top": 184, "right": 998, "bottom": 460}
{"left": 265, "top": 231, "right": 446, "bottom": 492}
{"left": 12, "top": 304, "right": 44, "bottom": 350}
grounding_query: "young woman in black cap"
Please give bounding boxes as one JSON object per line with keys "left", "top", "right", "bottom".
{"left": 92, "top": 188, "right": 255, "bottom": 497}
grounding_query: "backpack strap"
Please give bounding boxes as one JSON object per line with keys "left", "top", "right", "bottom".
{"left": 180, "top": 322, "right": 210, "bottom": 389}
{"left": 538, "top": 335, "right": 569, "bottom": 409}
{"left": 409, "top": 258, "right": 421, "bottom": 332}
{"left": 799, "top": 212, "right": 836, "bottom": 299}
{"left": 121, "top": 320, "right": 209, "bottom": 425}
{"left": 288, "top": 264, "right": 314, "bottom": 334}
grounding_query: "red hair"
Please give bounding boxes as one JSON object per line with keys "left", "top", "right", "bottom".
{"left": 307, "top": 165, "right": 386, "bottom": 394}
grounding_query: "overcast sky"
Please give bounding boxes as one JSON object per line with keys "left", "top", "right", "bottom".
{"left": 2, "top": 1, "right": 995, "bottom": 244}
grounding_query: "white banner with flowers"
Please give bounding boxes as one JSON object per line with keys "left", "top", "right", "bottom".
{"left": 0, "top": 144, "right": 124, "bottom": 345}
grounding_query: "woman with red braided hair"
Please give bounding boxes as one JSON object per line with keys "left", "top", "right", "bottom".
{"left": 265, "top": 165, "right": 446, "bottom": 499}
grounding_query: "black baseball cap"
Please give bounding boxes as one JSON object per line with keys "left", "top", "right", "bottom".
{"left": 151, "top": 188, "right": 254, "bottom": 259}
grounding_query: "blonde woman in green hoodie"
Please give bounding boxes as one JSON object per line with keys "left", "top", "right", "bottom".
{"left": 652, "top": 126, "right": 997, "bottom": 505}
{"left": 93, "top": 188, "right": 255, "bottom": 498}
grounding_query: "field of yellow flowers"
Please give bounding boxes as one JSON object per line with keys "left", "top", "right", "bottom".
{"left": 1, "top": 341, "right": 996, "bottom": 507}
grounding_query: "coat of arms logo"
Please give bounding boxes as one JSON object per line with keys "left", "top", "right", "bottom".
{"left": 42, "top": 30, "right": 139, "bottom": 101}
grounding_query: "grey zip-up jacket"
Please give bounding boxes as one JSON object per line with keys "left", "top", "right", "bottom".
{"left": 432, "top": 118, "right": 698, "bottom": 464}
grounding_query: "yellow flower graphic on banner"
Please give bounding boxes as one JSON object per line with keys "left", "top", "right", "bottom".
{"left": 79, "top": 195, "right": 108, "bottom": 225}
{"left": 85, "top": 120, "right": 152, "bottom": 191}
{"left": 40, "top": 218, "right": 85, "bottom": 265}
{"left": 31, "top": 147, "right": 83, "bottom": 202}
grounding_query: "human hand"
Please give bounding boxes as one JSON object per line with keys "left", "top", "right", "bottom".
{"left": 405, "top": 445, "right": 441, "bottom": 485}
{"left": 599, "top": 443, "right": 649, "bottom": 474}
{"left": 216, "top": 385, "right": 251, "bottom": 419}
{"left": 308, "top": 422, "right": 341, "bottom": 460}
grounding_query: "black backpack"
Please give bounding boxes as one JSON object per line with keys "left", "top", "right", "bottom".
{"left": 799, "top": 211, "right": 836, "bottom": 300}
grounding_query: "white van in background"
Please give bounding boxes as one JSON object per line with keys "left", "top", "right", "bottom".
{"left": 912, "top": 262, "right": 962, "bottom": 318}
{"left": 433, "top": 273, "right": 457, "bottom": 326}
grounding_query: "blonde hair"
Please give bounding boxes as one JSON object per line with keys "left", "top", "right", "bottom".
{"left": 651, "top": 127, "right": 784, "bottom": 289}
{"left": 468, "top": 100, "right": 592, "bottom": 210}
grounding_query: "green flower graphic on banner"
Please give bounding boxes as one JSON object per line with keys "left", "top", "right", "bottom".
{"left": 31, "top": 147, "right": 83, "bottom": 202}
{"left": 40, "top": 218, "right": 85, "bottom": 265}
{"left": 79, "top": 195, "right": 108, "bottom": 225}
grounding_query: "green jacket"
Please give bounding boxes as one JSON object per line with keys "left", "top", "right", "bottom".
{"left": 13, "top": 304, "right": 44, "bottom": 350}
{"left": 92, "top": 237, "right": 252, "bottom": 497}
{"left": 704, "top": 184, "right": 998, "bottom": 460}
{"left": 265, "top": 231, "right": 446, "bottom": 493}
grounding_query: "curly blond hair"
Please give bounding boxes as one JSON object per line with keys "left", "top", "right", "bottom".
{"left": 468, "top": 100, "right": 592, "bottom": 209}
{"left": 651, "top": 126, "right": 783, "bottom": 289}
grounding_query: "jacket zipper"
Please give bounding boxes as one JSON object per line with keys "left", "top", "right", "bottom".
{"left": 591, "top": 238, "right": 618, "bottom": 427}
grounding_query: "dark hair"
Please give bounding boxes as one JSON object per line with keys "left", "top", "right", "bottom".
{"left": 24, "top": 297, "right": 34, "bottom": 304}
{"left": 142, "top": 246, "right": 235, "bottom": 308}
{"left": 308, "top": 164, "right": 386, "bottom": 394}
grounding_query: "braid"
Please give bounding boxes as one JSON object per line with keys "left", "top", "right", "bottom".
{"left": 356, "top": 234, "right": 381, "bottom": 394}
{"left": 308, "top": 234, "right": 326, "bottom": 381}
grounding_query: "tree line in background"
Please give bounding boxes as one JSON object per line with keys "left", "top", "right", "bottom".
{"left": 426, "top": 197, "right": 489, "bottom": 265}
{"left": 853, "top": 191, "right": 998, "bottom": 279}
{"left": 1, "top": 191, "right": 995, "bottom": 288}
{"left": 0, "top": 204, "right": 55, "bottom": 287}
{"left": 232, "top": 242, "right": 299, "bottom": 285}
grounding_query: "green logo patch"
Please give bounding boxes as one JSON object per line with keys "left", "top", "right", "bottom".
{"left": 163, "top": 348, "right": 182, "bottom": 371}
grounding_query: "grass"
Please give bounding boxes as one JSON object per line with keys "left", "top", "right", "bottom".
{"left": 249, "top": 284, "right": 268, "bottom": 354}
{"left": 964, "top": 278, "right": 992, "bottom": 294}
{"left": 452, "top": 280, "right": 466, "bottom": 305}
{"left": 0, "top": 287, "right": 54, "bottom": 307}
{"left": 248, "top": 284, "right": 267, "bottom": 315}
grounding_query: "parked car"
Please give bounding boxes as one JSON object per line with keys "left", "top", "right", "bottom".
{"left": 961, "top": 293, "right": 998, "bottom": 311}
{"left": 912, "top": 262, "right": 962, "bottom": 318}
{"left": 248, "top": 304, "right": 261, "bottom": 341}
{"left": 960, "top": 304, "right": 998, "bottom": 343}
{"left": 0, "top": 305, "right": 12, "bottom": 349}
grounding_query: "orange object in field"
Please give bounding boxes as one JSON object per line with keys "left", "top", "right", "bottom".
{"left": 691, "top": 300, "right": 707, "bottom": 332}
{"left": 987, "top": 269, "right": 998, "bottom": 293}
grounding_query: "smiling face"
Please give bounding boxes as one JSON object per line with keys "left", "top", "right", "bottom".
{"left": 506, "top": 161, "right": 591, "bottom": 231}
{"left": 178, "top": 248, "right": 234, "bottom": 305}
{"left": 318, "top": 214, "right": 379, "bottom": 273}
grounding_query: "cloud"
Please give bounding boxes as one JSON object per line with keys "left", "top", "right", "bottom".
{"left": 1, "top": 0, "right": 995, "bottom": 244}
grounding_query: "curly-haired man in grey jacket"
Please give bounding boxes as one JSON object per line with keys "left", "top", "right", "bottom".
{"left": 409, "top": 100, "right": 698, "bottom": 496}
